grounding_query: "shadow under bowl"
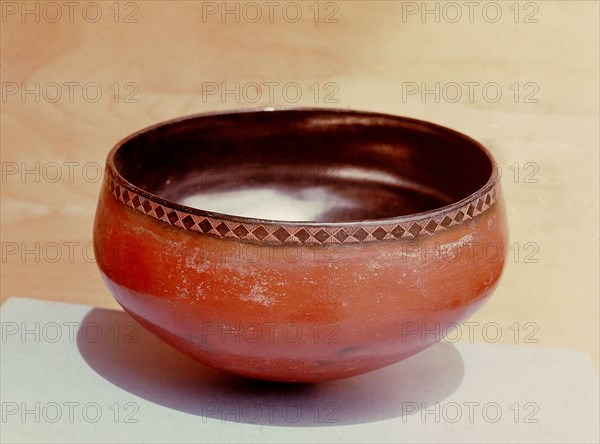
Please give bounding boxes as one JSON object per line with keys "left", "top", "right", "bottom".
{"left": 93, "top": 108, "right": 507, "bottom": 382}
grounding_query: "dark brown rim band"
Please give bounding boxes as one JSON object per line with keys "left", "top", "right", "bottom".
{"left": 106, "top": 108, "right": 499, "bottom": 245}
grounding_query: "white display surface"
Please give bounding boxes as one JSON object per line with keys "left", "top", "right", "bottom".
{"left": 1, "top": 297, "right": 598, "bottom": 443}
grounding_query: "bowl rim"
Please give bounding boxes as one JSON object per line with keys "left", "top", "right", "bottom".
{"left": 104, "top": 107, "right": 500, "bottom": 244}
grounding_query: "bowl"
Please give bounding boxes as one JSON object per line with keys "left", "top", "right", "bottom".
{"left": 93, "top": 108, "right": 507, "bottom": 382}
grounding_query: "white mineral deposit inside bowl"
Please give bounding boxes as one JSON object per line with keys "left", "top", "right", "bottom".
{"left": 181, "top": 185, "right": 359, "bottom": 221}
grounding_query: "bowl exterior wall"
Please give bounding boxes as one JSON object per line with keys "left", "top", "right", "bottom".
{"left": 94, "top": 178, "right": 507, "bottom": 382}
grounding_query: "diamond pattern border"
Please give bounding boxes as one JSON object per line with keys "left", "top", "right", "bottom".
{"left": 107, "top": 169, "right": 498, "bottom": 245}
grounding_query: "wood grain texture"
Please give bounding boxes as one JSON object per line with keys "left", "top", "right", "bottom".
{"left": 1, "top": 1, "right": 598, "bottom": 368}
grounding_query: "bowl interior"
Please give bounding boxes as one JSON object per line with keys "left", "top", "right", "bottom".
{"left": 112, "top": 109, "right": 493, "bottom": 222}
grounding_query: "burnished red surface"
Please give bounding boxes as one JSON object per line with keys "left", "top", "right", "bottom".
{"left": 93, "top": 109, "right": 507, "bottom": 382}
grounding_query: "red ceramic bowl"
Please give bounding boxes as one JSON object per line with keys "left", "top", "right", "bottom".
{"left": 94, "top": 108, "right": 507, "bottom": 382}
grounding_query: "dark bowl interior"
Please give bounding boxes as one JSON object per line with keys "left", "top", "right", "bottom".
{"left": 112, "top": 109, "right": 493, "bottom": 222}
